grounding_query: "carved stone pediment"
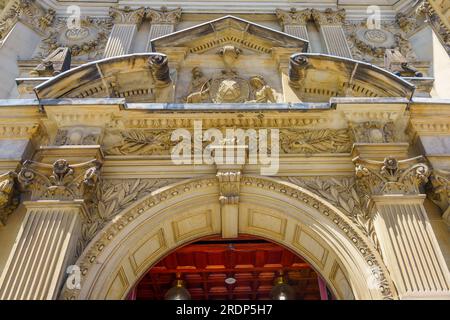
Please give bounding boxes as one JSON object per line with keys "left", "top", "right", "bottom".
{"left": 34, "top": 53, "right": 172, "bottom": 102}
{"left": 150, "top": 15, "right": 308, "bottom": 54}
{"left": 289, "top": 53, "right": 415, "bottom": 102}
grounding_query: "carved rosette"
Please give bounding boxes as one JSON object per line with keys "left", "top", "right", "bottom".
{"left": 109, "top": 6, "right": 146, "bottom": 25}
{"left": 311, "top": 8, "right": 346, "bottom": 25}
{"left": 0, "top": 171, "right": 18, "bottom": 225}
{"left": 353, "top": 156, "right": 430, "bottom": 196}
{"left": 276, "top": 8, "right": 311, "bottom": 26}
{"left": 18, "top": 159, "right": 102, "bottom": 202}
{"left": 217, "top": 171, "right": 241, "bottom": 205}
{"left": 147, "top": 7, "right": 182, "bottom": 25}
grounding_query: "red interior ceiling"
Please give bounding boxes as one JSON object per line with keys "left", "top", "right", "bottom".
{"left": 133, "top": 238, "right": 324, "bottom": 300}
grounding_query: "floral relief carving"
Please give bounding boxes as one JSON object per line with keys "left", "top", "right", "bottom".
{"left": 286, "top": 176, "right": 379, "bottom": 251}
{"left": 0, "top": 0, "right": 55, "bottom": 40}
{"left": 78, "top": 178, "right": 180, "bottom": 252}
{"left": 146, "top": 6, "right": 182, "bottom": 25}
{"left": 36, "top": 17, "right": 112, "bottom": 59}
{"left": 354, "top": 156, "right": 430, "bottom": 196}
{"left": 109, "top": 6, "right": 146, "bottom": 25}
{"left": 276, "top": 8, "right": 312, "bottom": 26}
{"left": 350, "top": 121, "right": 395, "bottom": 143}
{"left": 344, "top": 21, "right": 417, "bottom": 63}
{"left": 18, "top": 159, "right": 102, "bottom": 201}
{"left": 280, "top": 129, "right": 352, "bottom": 154}
{"left": 103, "top": 129, "right": 174, "bottom": 156}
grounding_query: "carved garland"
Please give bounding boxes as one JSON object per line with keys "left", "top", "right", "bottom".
{"left": 61, "top": 176, "right": 395, "bottom": 300}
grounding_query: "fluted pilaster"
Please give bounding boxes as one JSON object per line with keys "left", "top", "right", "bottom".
{"left": 354, "top": 156, "right": 450, "bottom": 299}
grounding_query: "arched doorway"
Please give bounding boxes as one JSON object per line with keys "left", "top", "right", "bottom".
{"left": 129, "top": 236, "right": 333, "bottom": 300}
{"left": 61, "top": 176, "right": 397, "bottom": 300}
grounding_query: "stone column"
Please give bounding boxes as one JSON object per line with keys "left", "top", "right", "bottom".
{"left": 217, "top": 169, "right": 241, "bottom": 239}
{"left": 311, "top": 8, "right": 352, "bottom": 58}
{"left": 146, "top": 7, "right": 182, "bottom": 51}
{"left": 0, "top": 159, "right": 102, "bottom": 299}
{"left": 103, "top": 7, "right": 146, "bottom": 58}
{"left": 276, "top": 8, "right": 311, "bottom": 46}
{"left": 353, "top": 156, "right": 450, "bottom": 299}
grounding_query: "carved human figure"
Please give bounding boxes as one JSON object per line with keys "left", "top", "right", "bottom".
{"left": 185, "top": 67, "right": 210, "bottom": 103}
{"left": 248, "top": 76, "right": 276, "bottom": 103}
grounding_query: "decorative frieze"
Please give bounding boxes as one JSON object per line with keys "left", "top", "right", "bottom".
{"left": 54, "top": 127, "right": 102, "bottom": 146}
{"left": 353, "top": 156, "right": 430, "bottom": 196}
{"left": 18, "top": 158, "right": 102, "bottom": 201}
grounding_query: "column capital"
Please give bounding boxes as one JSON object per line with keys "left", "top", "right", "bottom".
{"left": 109, "top": 6, "right": 146, "bottom": 25}
{"left": 311, "top": 8, "right": 346, "bottom": 26}
{"left": 216, "top": 169, "right": 241, "bottom": 205}
{"left": 276, "top": 8, "right": 311, "bottom": 26}
{"left": 17, "top": 158, "right": 102, "bottom": 202}
{"left": 353, "top": 156, "right": 430, "bottom": 196}
{"left": 146, "top": 7, "right": 182, "bottom": 25}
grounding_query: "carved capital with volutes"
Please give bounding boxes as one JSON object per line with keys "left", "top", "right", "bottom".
{"left": 0, "top": 171, "right": 18, "bottom": 226}
{"left": 18, "top": 159, "right": 102, "bottom": 201}
{"left": 353, "top": 156, "right": 430, "bottom": 196}
{"left": 276, "top": 8, "right": 311, "bottom": 26}
{"left": 146, "top": 7, "right": 182, "bottom": 25}
{"left": 109, "top": 6, "right": 146, "bottom": 25}
{"left": 311, "top": 8, "right": 346, "bottom": 25}
{"left": 217, "top": 170, "right": 241, "bottom": 205}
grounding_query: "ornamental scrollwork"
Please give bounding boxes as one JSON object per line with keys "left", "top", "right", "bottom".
{"left": 428, "top": 169, "right": 450, "bottom": 224}
{"left": 17, "top": 159, "right": 102, "bottom": 201}
{"left": 353, "top": 156, "right": 430, "bottom": 196}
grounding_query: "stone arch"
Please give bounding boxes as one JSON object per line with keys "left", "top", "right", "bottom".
{"left": 61, "top": 176, "right": 397, "bottom": 300}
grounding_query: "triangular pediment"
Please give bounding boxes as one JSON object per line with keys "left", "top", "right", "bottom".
{"left": 150, "top": 15, "right": 308, "bottom": 54}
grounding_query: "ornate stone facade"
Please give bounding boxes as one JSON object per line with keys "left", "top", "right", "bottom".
{"left": 0, "top": 0, "right": 449, "bottom": 301}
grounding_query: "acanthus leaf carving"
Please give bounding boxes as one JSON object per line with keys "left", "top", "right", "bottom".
{"left": 217, "top": 170, "right": 241, "bottom": 205}
{"left": 286, "top": 176, "right": 379, "bottom": 251}
{"left": 0, "top": 0, "right": 55, "bottom": 40}
{"left": 353, "top": 156, "right": 430, "bottom": 196}
{"left": 146, "top": 6, "right": 182, "bottom": 25}
{"left": 109, "top": 6, "right": 146, "bottom": 25}
{"left": 276, "top": 8, "right": 311, "bottom": 26}
{"left": 18, "top": 158, "right": 102, "bottom": 201}
{"left": 311, "top": 8, "right": 346, "bottom": 25}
